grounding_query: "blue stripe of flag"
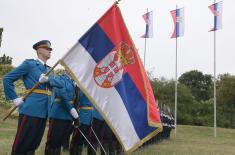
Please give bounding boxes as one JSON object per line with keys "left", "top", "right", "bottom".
{"left": 214, "top": 3, "right": 218, "bottom": 30}
{"left": 115, "top": 73, "right": 156, "bottom": 139}
{"left": 79, "top": 23, "right": 115, "bottom": 63}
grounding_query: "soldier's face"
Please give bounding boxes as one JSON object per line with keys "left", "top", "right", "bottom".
{"left": 37, "top": 48, "right": 51, "bottom": 60}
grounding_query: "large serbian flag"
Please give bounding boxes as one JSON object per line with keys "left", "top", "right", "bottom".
{"left": 171, "top": 7, "right": 184, "bottom": 38}
{"left": 209, "top": 1, "right": 223, "bottom": 31}
{"left": 60, "top": 3, "right": 162, "bottom": 152}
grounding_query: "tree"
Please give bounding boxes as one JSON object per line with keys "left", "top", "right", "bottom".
{"left": 150, "top": 77, "right": 195, "bottom": 125}
{"left": 217, "top": 74, "right": 235, "bottom": 128}
{"left": 149, "top": 70, "right": 235, "bottom": 128}
{"left": 0, "top": 54, "right": 13, "bottom": 76}
{"left": 0, "top": 54, "right": 12, "bottom": 65}
{"left": 178, "top": 70, "right": 213, "bottom": 101}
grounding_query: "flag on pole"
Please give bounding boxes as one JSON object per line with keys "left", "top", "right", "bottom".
{"left": 0, "top": 28, "right": 3, "bottom": 47}
{"left": 60, "top": 3, "right": 162, "bottom": 152}
{"left": 171, "top": 7, "right": 184, "bottom": 38}
{"left": 141, "top": 11, "right": 153, "bottom": 38}
{"left": 209, "top": 1, "right": 223, "bottom": 31}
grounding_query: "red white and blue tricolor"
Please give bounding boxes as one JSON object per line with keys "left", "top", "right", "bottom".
{"left": 209, "top": 1, "right": 223, "bottom": 31}
{"left": 171, "top": 7, "right": 185, "bottom": 38}
{"left": 61, "top": 3, "right": 162, "bottom": 152}
{"left": 141, "top": 11, "right": 153, "bottom": 38}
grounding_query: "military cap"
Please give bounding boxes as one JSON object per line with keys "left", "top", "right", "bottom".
{"left": 33, "top": 40, "right": 52, "bottom": 51}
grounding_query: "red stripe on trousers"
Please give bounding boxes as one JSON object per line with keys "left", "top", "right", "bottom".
{"left": 13, "top": 115, "right": 27, "bottom": 151}
{"left": 46, "top": 119, "right": 54, "bottom": 149}
{"left": 71, "top": 128, "right": 79, "bottom": 146}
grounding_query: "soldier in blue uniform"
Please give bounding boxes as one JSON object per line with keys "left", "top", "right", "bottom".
{"left": 45, "top": 71, "right": 80, "bottom": 155}
{"left": 90, "top": 108, "right": 118, "bottom": 155}
{"left": 3, "top": 40, "right": 61, "bottom": 155}
{"left": 89, "top": 108, "right": 105, "bottom": 155}
{"left": 70, "top": 90, "right": 93, "bottom": 155}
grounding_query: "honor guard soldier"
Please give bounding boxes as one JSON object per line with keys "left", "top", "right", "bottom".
{"left": 3, "top": 40, "right": 62, "bottom": 155}
{"left": 70, "top": 91, "right": 93, "bottom": 155}
{"left": 45, "top": 70, "right": 80, "bottom": 155}
{"left": 91, "top": 109, "right": 122, "bottom": 155}
{"left": 90, "top": 108, "right": 105, "bottom": 155}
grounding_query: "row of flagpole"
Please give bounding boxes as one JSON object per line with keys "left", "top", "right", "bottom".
{"left": 142, "top": 1, "right": 222, "bottom": 137}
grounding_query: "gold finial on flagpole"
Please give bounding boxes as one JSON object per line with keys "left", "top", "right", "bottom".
{"left": 115, "top": 0, "right": 121, "bottom": 4}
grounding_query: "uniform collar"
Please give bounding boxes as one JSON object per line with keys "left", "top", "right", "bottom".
{"left": 37, "top": 58, "right": 46, "bottom": 66}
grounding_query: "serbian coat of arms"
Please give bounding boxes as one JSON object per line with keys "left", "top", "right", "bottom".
{"left": 93, "top": 42, "right": 135, "bottom": 88}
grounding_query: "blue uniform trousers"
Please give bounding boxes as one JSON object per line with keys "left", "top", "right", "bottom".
{"left": 45, "top": 119, "right": 72, "bottom": 150}
{"left": 11, "top": 114, "right": 46, "bottom": 154}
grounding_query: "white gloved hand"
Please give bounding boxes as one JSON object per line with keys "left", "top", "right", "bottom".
{"left": 70, "top": 108, "right": 79, "bottom": 119}
{"left": 13, "top": 97, "right": 24, "bottom": 107}
{"left": 39, "top": 73, "right": 48, "bottom": 83}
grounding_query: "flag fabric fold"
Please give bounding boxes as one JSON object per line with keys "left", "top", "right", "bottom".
{"left": 209, "top": 1, "right": 223, "bottom": 31}
{"left": 171, "top": 7, "right": 184, "bottom": 38}
{"left": 141, "top": 11, "right": 154, "bottom": 38}
{"left": 60, "top": 3, "right": 162, "bottom": 152}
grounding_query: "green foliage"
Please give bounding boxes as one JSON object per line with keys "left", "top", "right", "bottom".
{"left": 0, "top": 64, "right": 14, "bottom": 76}
{"left": 217, "top": 74, "right": 235, "bottom": 128}
{"left": 190, "top": 100, "right": 213, "bottom": 126}
{"left": 150, "top": 71, "right": 235, "bottom": 128}
{"left": 151, "top": 78, "right": 175, "bottom": 108}
{"left": 0, "top": 54, "right": 13, "bottom": 65}
{"left": 178, "top": 70, "right": 213, "bottom": 101}
{"left": 0, "top": 64, "right": 15, "bottom": 108}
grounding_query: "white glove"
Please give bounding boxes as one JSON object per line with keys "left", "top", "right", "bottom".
{"left": 70, "top": 108, "right": 79, "bottom": 119}
{"left": 13, "top": 97, "right": 24, "bottom": 107}
{"left": 39, "top": 74, "right": 48, "bottom": 83}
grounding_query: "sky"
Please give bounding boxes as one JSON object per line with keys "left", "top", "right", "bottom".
{"left": 0, "top": 0, "right": 234, "bottom": 79}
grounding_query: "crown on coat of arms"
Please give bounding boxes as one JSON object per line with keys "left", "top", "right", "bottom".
{"left": 117, "top": 42, "right": 135, "bottom": 66}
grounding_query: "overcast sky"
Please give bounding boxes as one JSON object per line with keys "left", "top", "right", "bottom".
{"left": 0, "top": 0, "right": 234, "bottom": 79}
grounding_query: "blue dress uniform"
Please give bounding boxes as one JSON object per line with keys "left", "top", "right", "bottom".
{"left": 3, "top": 40, "right": 60, "bottom": 155}
{"left": 89, "top": 108, "right": 106, "bottom": 155}
{"left": 3, "top": 59, "right": 60, "bottom": 118}
{"left": 70, "top": 91, "right": 93, "bottom": 155}
{"left": 3, "top": 59, "right": 61, "bottom": 155}
{"left": 91, "top": 109, "right": 123, "bottom": 155}
{"left": 48, "top": 74, "right": 75, "bottom": 120}
{"left": 45, "top": 73, "right": 78, "bottom": 155}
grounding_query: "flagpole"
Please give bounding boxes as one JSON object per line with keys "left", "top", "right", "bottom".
{"left": 174, "top": 5, "right": 178, "bottom": 136}
{"left": 143, "top": 8, "right": 148, "bottom": 68}
{"left": 213, "top": 0, "right": 217, "bottom": 138}
{"left": 144, "top": 38, "right": 147, "bottom": 68}
{"left": 115, "top": 0, "right": 121, "bottom": 4}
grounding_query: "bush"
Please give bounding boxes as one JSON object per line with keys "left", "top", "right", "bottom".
{"left": 0, "top": 64, "right": 14, "bottom": 76}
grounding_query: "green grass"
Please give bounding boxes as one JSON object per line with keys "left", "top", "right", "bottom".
{"left": 1, "top": 105, "right": 235, "bottom": 155}
{"left": 133, "top": 126, "right": 235, "bottom": 155}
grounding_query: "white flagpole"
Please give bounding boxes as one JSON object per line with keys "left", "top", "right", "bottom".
{"left": 174, "top": 5, "right": 178, "bottom": 135}
{"left": 144, "top": 37, "right": 147, "bottom": 68}
{"left": 143, "top": 8, "right": 148, "bottom": 68}
{"left": 213, "top": 0, "right": 217, "bottom": 138}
